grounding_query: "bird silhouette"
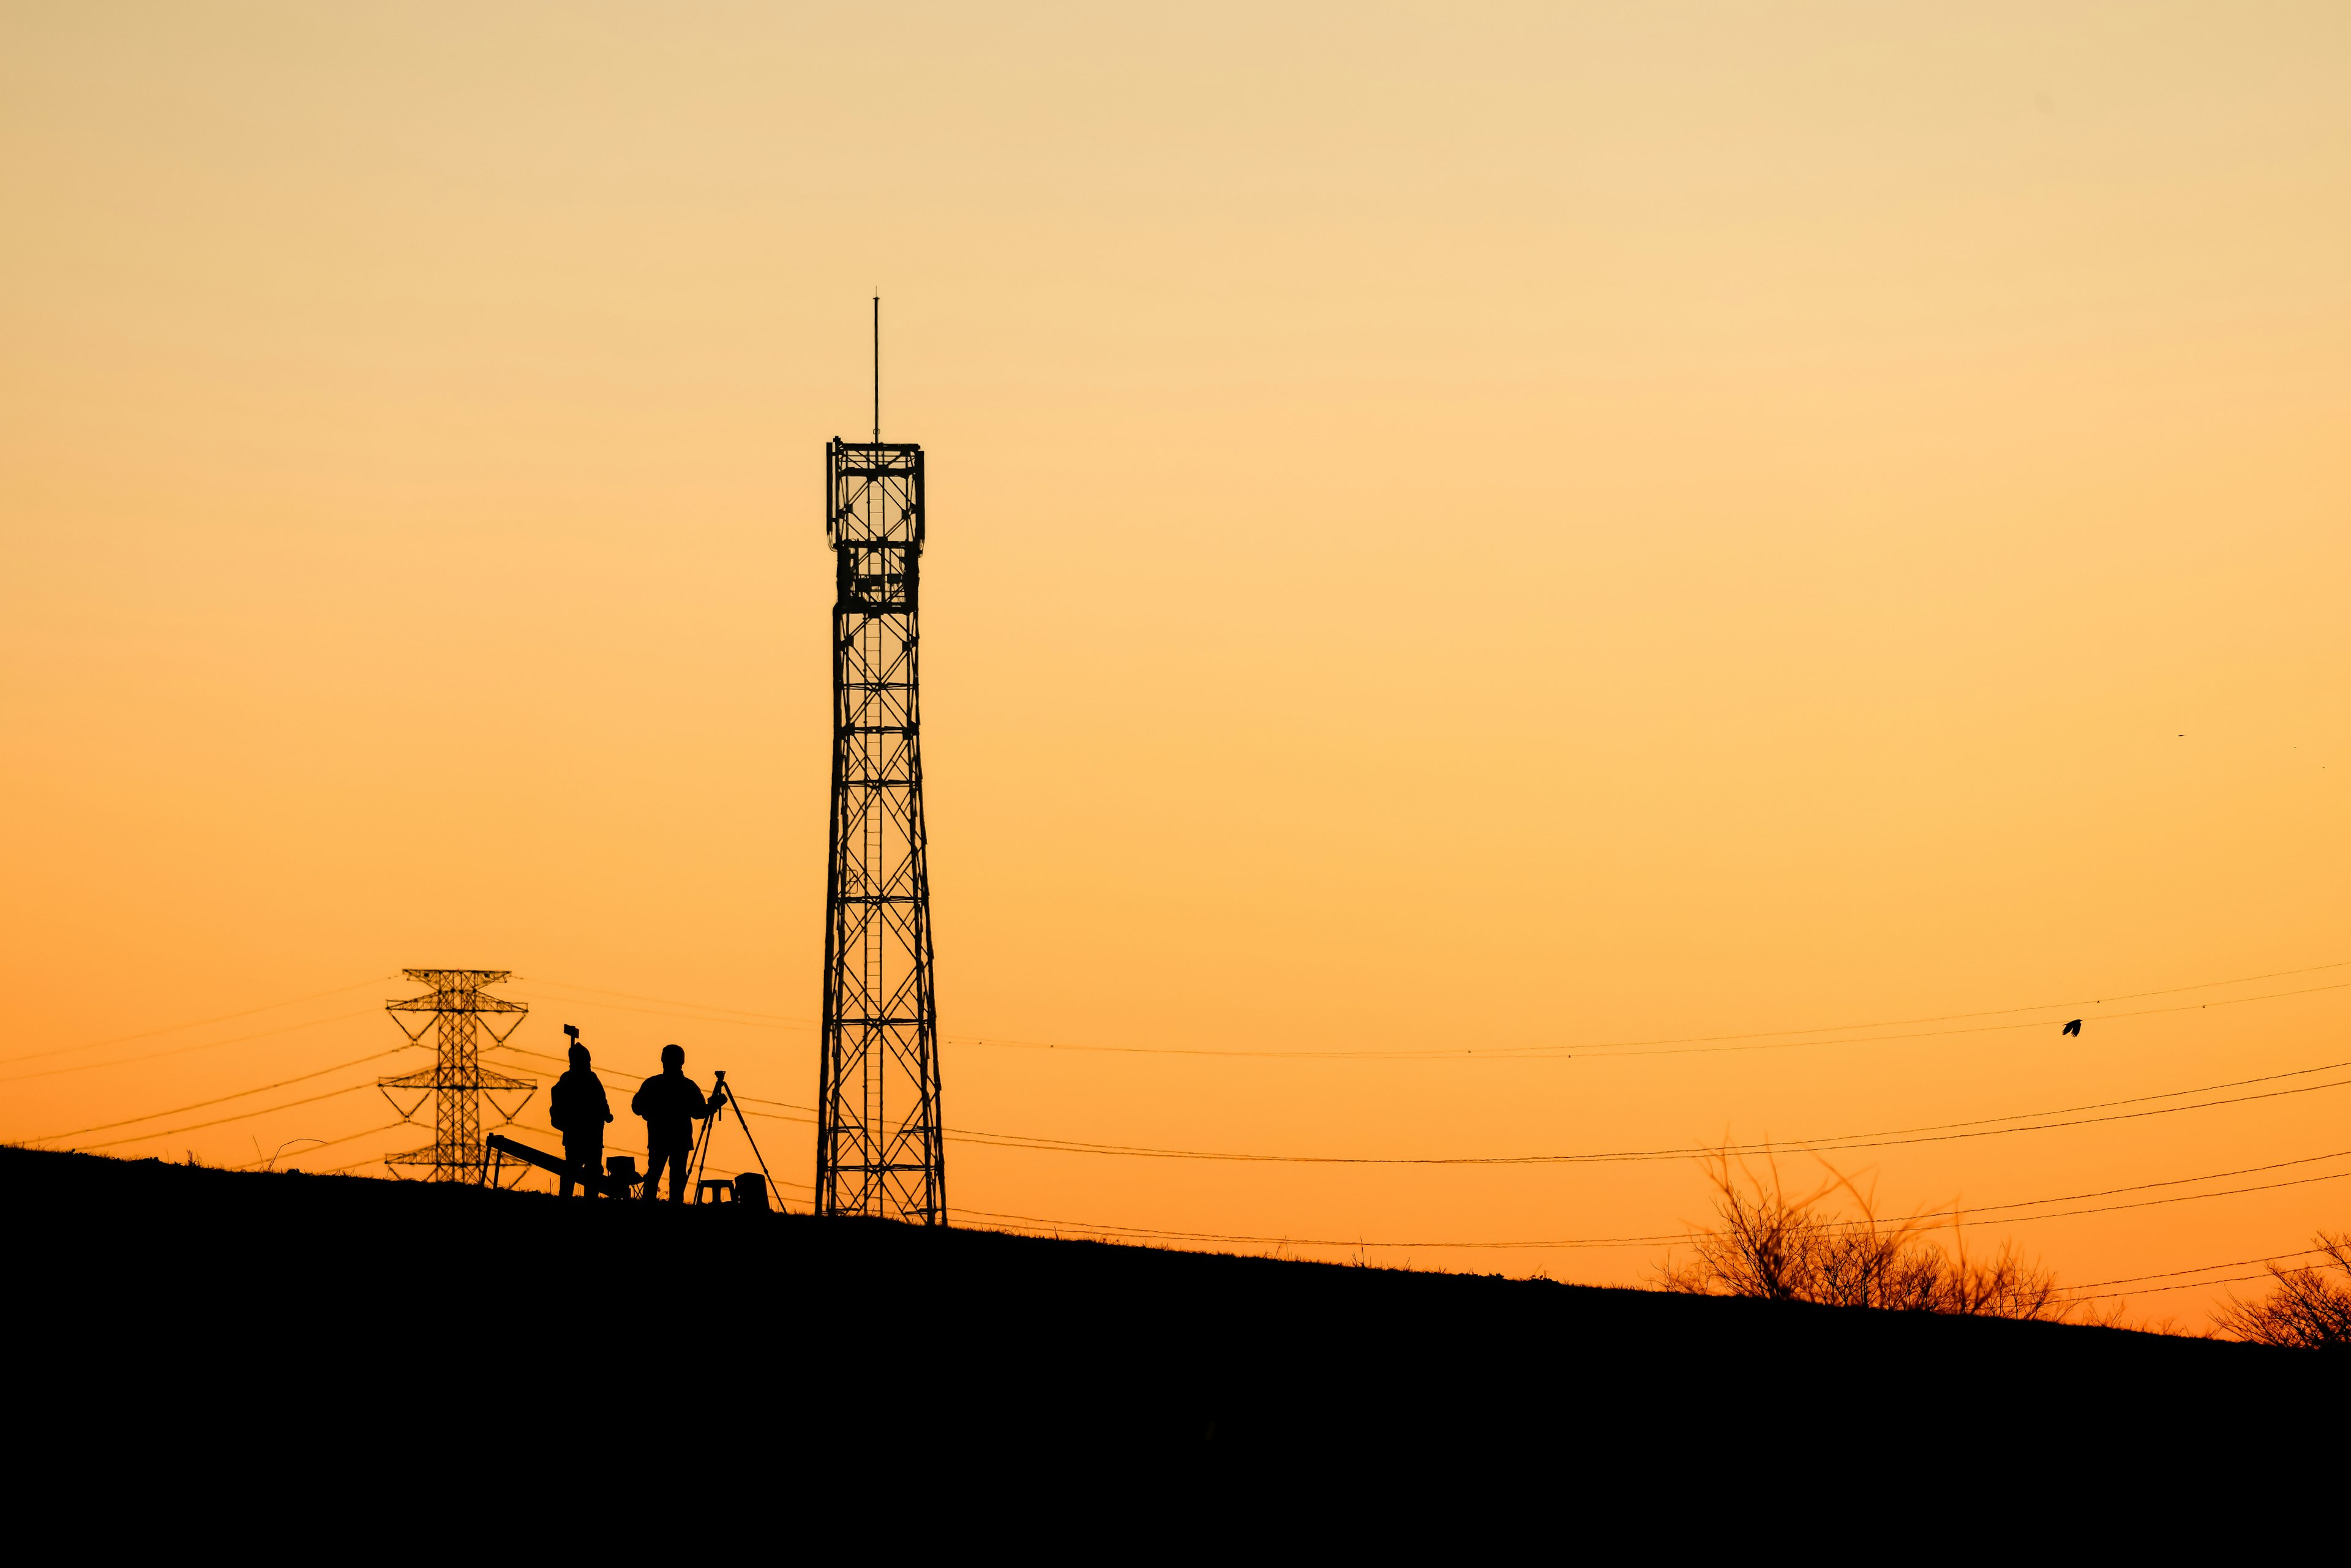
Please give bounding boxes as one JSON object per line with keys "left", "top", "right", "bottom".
{"left": 2061, "top": 1019, "right": 2082, "bottom": 1037}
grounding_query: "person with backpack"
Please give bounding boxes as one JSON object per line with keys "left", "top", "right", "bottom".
{"left": 631, "top": 1043, "right": 718, "bottom": 1202}
{"left": 548, "top": 1032, "right": 614, "bottom": 1198}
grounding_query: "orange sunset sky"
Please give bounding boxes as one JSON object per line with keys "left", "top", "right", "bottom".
{"left": 4, "top": 3, "right": 2347, "bottom": 1328}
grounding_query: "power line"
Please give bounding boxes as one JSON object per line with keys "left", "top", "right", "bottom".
{"left": 77, "top": 1082, "right": 382, "bottom": 1152}
{"left": 951, "top": 976, "right": 2351, "bottom": 1063}
{"left": 49, "top": 1040, "right": 2343, "bottom": 1276}
{"left": 489, "top": 1005, "right": 2351, "bottom": 1292}
{"left": 1892, "top": 1146, "right": 2351, "bottom": 1223}
{"left": 718, "top": 1051, "right": 2351, "bottom": 1163}
{"left": 2068, "top": 1247, "right": 2331, "bottom": 1292}
{"left": 1593, "top": 978, "right": 2351, "bottom": 1062}
{"left": 0, "top": 1009, "right": 382, "bottom": 1084}
{"left": 509, "top": 993, "right": 798, "bottom": 1033}
{"left": 714, "top": 1043, "right": 2351, "bottom": 1166}
{"left": 515, "top": 956, "right": 2349, "bottom": 1064}
{"left": 167, "top": 1125, "right": 2346, "bottom": 1297}
{"left": 729, "top": 1073, "right": 2275, "bottom": 1166}
{"left": 0, "top": 977, "right": 391, "bottom": 1067}
{"left": 160, "top": 1153, "right": 2328, "bottom": 1318}
{"left": 517, "top": 978, "right": 807, "bottom": 1027}
{"left": 493, "top": 1021, "right": 2351, "bottom": 1284}
{"left": 2074, "top": 1271, "right": 2279, "bottom": 1302}
{"left": 1946, "top": 1165, "right": 2351, "bottom": 1231}
{"left": 941, "top": 1155, "right": 2351, "bottom": 1253}
{"left": 21, "top": 1046, "right": 417, "bottom": 1143}
{"left": 494, "top": 1043, "right": 597, "bottom": 1069}
{"left": 1610, "top": 954, "right": 2350, "bottom": 1044}
{"left": 1556, "top": 979, "right": 2351, "bottom": 1062}
{"left": 941, "top": 1202, "right": 1630, "bottom": 1250}
{"left": 146, "top": 1106, "right": 2342, "bottom": 1312}
{"left": 787, "top": 1065, "right": 2351, "bottom": 1166}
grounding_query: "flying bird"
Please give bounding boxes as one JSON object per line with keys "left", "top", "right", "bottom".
{"left": 2061, "top": 1019, "right": 2082, "bottom": 1037}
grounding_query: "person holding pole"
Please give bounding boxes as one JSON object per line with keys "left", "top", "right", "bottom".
{"left": 548, "top": 1028, "right": 614, "bottom": 1198}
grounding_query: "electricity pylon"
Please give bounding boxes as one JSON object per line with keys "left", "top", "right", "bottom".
{"left": 379, "top": 968, "right": 534, "bottom": 1182}
{"left": 815, "top": 323, "right": 945, "bottom": 1222}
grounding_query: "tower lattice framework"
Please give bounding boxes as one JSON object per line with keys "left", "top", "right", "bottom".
{"left": 379, "top": 968, "right": 534, "bottom": 1182}
{"left": 816, "top": 437, "right": 945, "bottom": 1222}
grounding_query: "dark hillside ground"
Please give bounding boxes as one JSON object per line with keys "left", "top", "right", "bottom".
{"left": 8, "top": 1147, "right": 2339, "bottom": 1487}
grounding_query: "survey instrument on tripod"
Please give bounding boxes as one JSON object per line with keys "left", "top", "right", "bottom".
{"left": 686, "top": 1068, "right": 781, "bottom": 1210}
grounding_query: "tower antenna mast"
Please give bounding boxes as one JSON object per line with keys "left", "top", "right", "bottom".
{"left": 817, "top": 304, "right": 944, "bottom": 1223}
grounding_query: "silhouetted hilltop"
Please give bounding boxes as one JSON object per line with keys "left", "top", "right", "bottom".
{"left": 11, "top": 1147, "right": 2334, "bottom": 1483}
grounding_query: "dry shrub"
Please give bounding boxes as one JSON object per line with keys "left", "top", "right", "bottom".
{"left": 1658, "top": 1149, "right": 2068, "bottom": 1321}
{"left": 2212, "top": 1234, "right": 2351, "bottom": 1350}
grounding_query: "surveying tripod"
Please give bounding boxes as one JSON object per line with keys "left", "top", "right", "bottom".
{"left": 685, "top": 1070, "right": 782, "bottom": 1208}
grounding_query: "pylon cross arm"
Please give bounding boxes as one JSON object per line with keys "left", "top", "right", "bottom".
{"left": 383, "top": 1002, "right": 437, "bottom": 1041}
{"left": 377, "top": 1084, "right": 431, "bottom": 1122}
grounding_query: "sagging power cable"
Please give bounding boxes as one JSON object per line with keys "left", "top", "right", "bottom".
{"left": 75, "top": 1083, "right": 381, "bottom": 1152}
{"left": 23, "top": 1046, "right": 416, "bottom": 1144}
{"left": 511, "top": 957, "right": 2349, "bottom": 1063}
{"left": 0, "top": 1010, "right": 384, "bottom": 1084}
{"left": 2072, "top": 1270, "right": 2279, "bottom": 1302}
{"left": 0, "top": 978, "right": 392, "bottom": 1067}
{"left": 2067, "top": 1246, "right": 2333, "bottom": 1292}
{"left": 952, "top": 977, "right": 2351, "bottom": 1062}
{"left": 730, "top": 1049, "right": 2351, "bottom": 1163}
{"left": 721, "top": 1058, "right": 2351, "bottom": 1167}
{"left": 942, "top": 1154, "right": 2351, "bottom": 1253}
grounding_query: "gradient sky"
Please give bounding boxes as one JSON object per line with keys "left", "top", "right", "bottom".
{"left": 4, "top": 2, "right": 2348, "bottom": 1327}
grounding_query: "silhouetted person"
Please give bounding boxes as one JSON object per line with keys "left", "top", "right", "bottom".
{"left": 549, "top": 1040, "right": 614, "bottom": 1197}
{"left": 632, "top": 1043, "right": 717, "bottom": 1202}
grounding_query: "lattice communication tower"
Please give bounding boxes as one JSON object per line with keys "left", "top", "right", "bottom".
{"left": 816, "top": 318, "right": 945, "bottom": 1221}
{"left": 379, "top": 968, "right": 534, "bottom": 1182}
